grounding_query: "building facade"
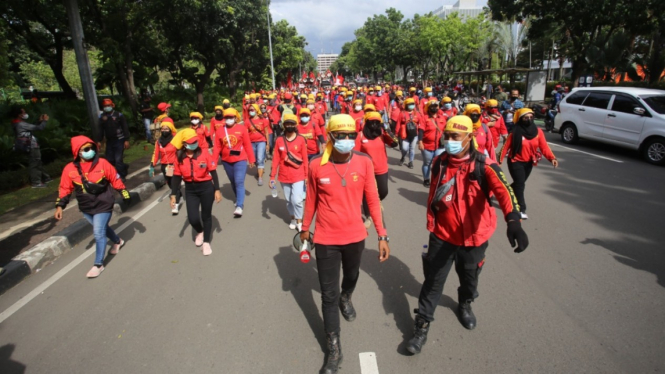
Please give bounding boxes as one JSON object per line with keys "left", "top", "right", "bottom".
{"left": 433, "top": 0, "right": 483, "bottom": 20}
{"left": 317, "top": 54, "right": 339, "bottom": 73}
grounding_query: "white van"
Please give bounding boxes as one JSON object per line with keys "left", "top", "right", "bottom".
{"left": 554, "top": 87, "right": 665, "bottom": 165}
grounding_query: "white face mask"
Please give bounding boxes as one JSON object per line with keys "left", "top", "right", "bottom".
{"left": 103, "top": 106, "right": 113, "bottom": 113}
{"left": 191, "top": 119, "right": 200, "bottom": 125}
{"left": 354, "top": 105, "right": 362, "bottom": 112}
{"left": 21, "top": 114, "right": 29, "bottom": 120}
{"left": 307, "top": 105, "right": 315, "bottom": 110}
{"left": 225, "top": 118, "right": 235, "bottom": 126}
{"left": 249, "top": 111, "right": 256, "bottom": 117}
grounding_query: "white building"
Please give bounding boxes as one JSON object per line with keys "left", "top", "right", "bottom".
{"left": 433, "top": 0, "right": 484, "bottom": 20}
{"left": 317, "top": 54, "right": 339, "bottom": 74}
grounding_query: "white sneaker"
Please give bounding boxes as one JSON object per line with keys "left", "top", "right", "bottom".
{"left": 521, "top": 212, "right": 529, "bottom": 220}
{"left": 171, "top": 204, "right": 179, "bottom": 215}
{"left": 296, "top": 223, "right": 302, "bottom": 232}
{"left": 233, "top": 206, "right": 243, "bottom": 217}
{"left": 289, "top": 219, "right": 297, "bottom": 230}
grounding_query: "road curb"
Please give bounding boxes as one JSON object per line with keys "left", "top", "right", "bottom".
{"left": 0, "top": 175, "right": 166, "bottom": 295}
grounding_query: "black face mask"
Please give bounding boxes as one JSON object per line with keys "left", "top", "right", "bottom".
{"left": 284, "top": 126, "right": 296, "bottom": 133}
{"left": 510, "top": 96, "right": 517, "bottom": 101}
{"left": 428, "top": 107, "right": 439, "bottom": 114}
{"left": 222, "top": 104, "right": 230, "bottom": 109}
{"left": 215, "top": 114, "right": 223, "bottom": 120}
{"left": 161, "top": 131, "right": 171, "bottom": 138}
{"left": 469, "top": 114, "right": 481, "bottom": 123}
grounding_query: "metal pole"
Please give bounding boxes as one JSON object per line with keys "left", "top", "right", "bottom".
{"left": 64, "top": 0, "right": 100, "bottom": 140}
{"left": 266, "top": 4, "right": 276, "bottom": 90}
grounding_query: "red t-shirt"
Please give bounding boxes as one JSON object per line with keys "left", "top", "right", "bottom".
{"left": 302, "top": 152, "right": 387, "bottom": 245}
{"left": 213, "top": 124, "right": 257, "bottom": 164}
{"left": 419, "top": 114, "right": 447, "bottom": 150}
{"left": 354, "top": 131, "right": 396, "bottom": 175}
{"left": 298, "top": 121, "right": 322, "bottom": 155}
{"left": 311, "top": 111, "right": 327, "bottom": 142}
{"left": 247, "top": 116, "right": 269, "bottom": 143}
{"left": 173, "top": 151, "right": 217, "bottom": 183}
{"left": 270, "top": 135, "right": 309, "bottom": 183}
{"left": 499, "top": 128, "right": 556, "bottom": 165}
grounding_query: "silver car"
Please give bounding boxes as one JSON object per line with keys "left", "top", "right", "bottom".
{"left": 554, "top": 87, "right": 665, "bottom": 165}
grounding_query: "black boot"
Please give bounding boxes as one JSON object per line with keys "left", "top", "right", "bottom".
{"left": 423, "top": 179, "right": 430, "bottom": 187}
{"left": 320, "top": 332, "right": 343, "bottom": 374}
{"left": 339, "top": 292, "right": 356, "bottom": 322}
{"left": 408, "top": 161, "right": 414, "bottom": 169}
{"left": 406, "top": 313, "right": 430, "bottom": 355}
{"left": 458, "top": 299, "right": 476, "bottom": 330}
{"left": 399, "top": 157, "right": 405, "bottom": 166}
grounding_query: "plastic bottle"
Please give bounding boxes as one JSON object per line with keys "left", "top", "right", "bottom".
{"left": 300, "top": 240, "right": 311, "bottom": 264}
{"left": 271, "top": 185, "right": 278, "bottom": 198}
{"left": 421, "top": 245, "right": 428, "bottom": 258}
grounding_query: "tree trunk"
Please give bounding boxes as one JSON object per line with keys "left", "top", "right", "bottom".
{"left": 194, "top": 66, "right": 215, "bottom": 113}
{"left": 48, "top": 59, "right": 77, "bottom": 99}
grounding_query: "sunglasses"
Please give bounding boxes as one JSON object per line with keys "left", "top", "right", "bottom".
{"left": 331, "top": 132, "right": 358, "bottom": 140}
{"left": 81, "top": 146, "right": 94, "bottom": 153}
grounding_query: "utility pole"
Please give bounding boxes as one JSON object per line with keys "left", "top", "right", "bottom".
{"left": 64, "top": 0, "right": 100, "bottom": 140}
{"left": 266, "top": 4, "right": 276, "bottom": 90}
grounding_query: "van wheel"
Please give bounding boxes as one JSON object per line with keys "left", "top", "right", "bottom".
{"left": 560, "top": 123, "right": 579, "bottom": 144}
{"left": 642, "top": 138, "right": 665, "bottom": 166}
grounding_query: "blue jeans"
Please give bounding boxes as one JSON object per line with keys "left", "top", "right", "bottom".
{"left": 251, "top": 141, "right": 266, "bottom": 169}
{"left": 105, "top": 139, "right": 127, "bottom": 178}
{"left": 401, "top": 137, "right": 418, "bottom": 163}
{"left": 421, "top": 148, "right": 445, "bottom": 180}
{"left": 222, "top": 160, "right": 248, "bottom": 208}
{"left": 143, "top": 118, "right": 152, "bottom": 140}
{"left": 281, "top": 180, "right": 305, "bottom": 219}
{"left": 82, "top": 211, "right": 120, "bottom": 266}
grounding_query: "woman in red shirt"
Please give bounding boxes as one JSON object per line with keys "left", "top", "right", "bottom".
{"left": 297, "top": 108, "right": 325, "bottom": 161}
{"left": 463, "top": 104, "right": 496, "bottom": 162}
{"left": 150, "top": 119, "right": 182, "bottom": 214}
{"left": 246, "top": 104, "right": 269, "bottom": 186}
{"left": 395, "top": 98, "right": 423, "bottom": 168}
{"left": 499, "top": 108, "right": 558, "bottom": 219}
{"left": 307, "top": 99, "right": 327, "bottom": 142}
{"left": 189, "top": 112, "right": 212, "bottom": 153}
{"left": 171, "top": 129, "right": 222, "bottom": 255}
{"left": 213, "top": 108, "right": 256, "bottom": 217}
{"left": 482, "top": 99, "right": 508, "bottom": 152}
{"left": 300, "top": 114, "right": 390, "bottom": 374}
{"left": 417, "top": 100, "right": 447, "bottom": 187}
{"left": 269, "top": 114, "right": 309, "bottom": 231}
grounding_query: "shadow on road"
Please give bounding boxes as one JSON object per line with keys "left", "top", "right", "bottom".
{"left": 0, "top": 219, "right": 57, "bottom": 266}
{"left": 0, "top": 344, "right": 26, "bottom": 374}
{"left": 273, "top": 245, "right": 326, "bottom": 352}
{"left": 397, "top": 187, "right": 428, "bottom": 207}
{"left": 361, "top": 248, "right": 456, "bottom": 355}
{"left": 261, "top": 195, "right": 293, "bottom": 224}
{"left": 389, "top": 169, "right": 423, "bottom": 185}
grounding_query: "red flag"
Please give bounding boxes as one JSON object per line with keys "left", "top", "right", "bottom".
{"left": 302, "top": 72, "right": 307, "bottom": 81}
{"left": 287, "top": 71, "right": 292, "bottom": 90}
{"left": 309, "top": 71, "right": 315, "bottom": 80}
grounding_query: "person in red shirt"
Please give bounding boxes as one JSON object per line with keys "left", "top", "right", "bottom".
{"left": 150, "top": 119, "right": 182, "bottom": 214}
{"left": 213, "top": 108, "right": 257, "bottom": 217}
{"left": 349, "top": 98, "right": 364, "bottom": 123}
{"left": 420, "top": 87, "right": 434, "bottom": 113}
{"left": 269, "top": 114, "right": 309, "bottom": 231}
{"left": 482, "top": 99, "right": 508, "bottom": 151}
{"left": 211, "top": 105, "right": 226, "bottom": 136}
{"left": 300, "top": 114, "right": 390, "bottom": 374}
{"left": 354, "top": 111, "right": 398, "bottom": 227}
{"left": 54, "top": 136, "right": 131, "bottom": 278}
{"left": 499, "top": 108, "right": 558, "bottom": 220}
{"left": 188, "top": 112, "right": 212, "bottom": 153}
{"left": 389, "top": 90, "right": 404, "bottom": 133}
{"left": 307, "top": 99, "right": 327, "bottom": 142}
{"left": 406, "top": 115, "right": 528, "bottom": 355}
{"left": 395, "top": 98, "right": 423, "bottom": 168}
{"left": 463, "top": 104, "right": 496, "bottom": 162}
{"left": 246, "top": 104, "right": 270, "bottom": 186}
{"left": 296, "top": 108, "right": 325, "bottom": 161}
{"left": 441, "top": 96, "right": 458, "bottom": 118}
{"left": 408, "top": 86, "right": 420, "bottom": 107}
{"left": 170, "top": 129, "right": 222, "bottom": 256}
{"left": 417, "top": 100, "right": 447, "bottom": 186}
{"left": 315, "top": 93, "right": 328, "bottom": 117}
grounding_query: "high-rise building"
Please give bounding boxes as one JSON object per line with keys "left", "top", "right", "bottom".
{"left": 317, "top": 54, "right": 339, "bottom": 73}
{"left": 433, "top": 0, "right": 483, "bottom": 20}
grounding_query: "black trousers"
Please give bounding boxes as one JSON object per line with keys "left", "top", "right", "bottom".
{"left": 184, "top": 181, "right": 215, "bottom": 242}
{"left": 507, "top": 160, "right": 533, "bottom": 213}
{"left": 416, "top": 233, "right": 487, "bottom": 322}
{"left": 362, "top": 172, "right": 389, "bottom": 222}
{"left": 161, "top": 164, "right": 181, "bottom": 203}
{"left": 316, "top": 240, "right": 365, "bottom": 334}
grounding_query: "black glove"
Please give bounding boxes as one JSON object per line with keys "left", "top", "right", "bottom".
{"left": 507, "top": 221, "right": 529, "bottom": 253}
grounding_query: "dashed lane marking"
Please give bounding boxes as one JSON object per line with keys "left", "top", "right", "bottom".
{"left": 359, "top": 352, "right": 380, "bottom": 374}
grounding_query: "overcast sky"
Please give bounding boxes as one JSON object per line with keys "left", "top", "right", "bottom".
{"left": 269, "top": 0, "right": 489, "bottom": 57}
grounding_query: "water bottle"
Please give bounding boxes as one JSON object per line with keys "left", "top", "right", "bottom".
{"left": 421, "top": 245, "right": 428, "bottom": 259}
{"left": 271, "top": 184, "right": 278, "bottom": 198}
{"left": 300, "top": 240, "right": 311, "bottom": 264}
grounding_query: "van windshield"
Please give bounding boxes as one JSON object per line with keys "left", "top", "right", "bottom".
{"left": 642, "top": 95, "right": 665, "bottom": 114}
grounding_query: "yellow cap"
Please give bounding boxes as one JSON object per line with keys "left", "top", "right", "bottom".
{"left": 353, "top": 99, "right": 363, "bottom": 105}
{"left": 365, "top": 111, "right": 382, "bottom": 122}
{"left": 306, "top": 99, "right": 315, "bottom": 104}
{"left": 404, "top": 98, "right": 415, "bottom": 106}
{"left": 189, "top": 112, "right": 203, "bottom": 119}
{"left": 409, "top": 87, "right": 416, "bottom": 92}
{"left": 223, "top": 99, "right": 230, "bottom": 104}
{"left": 223, "top": 108, "right": 239, "bottom": 118}
{"left": 364, "top": 104, "right": 376, "bottom": 112}
{"left": 463, "top": 104, "right": 481, "bottom": 115}
{"left": 486, "top": 99, "right": 498, "bottom": 108}
{"left": 514, "top": 108, "right": 534, "bottom": 122}
{"left": 299, "top": 108, "right": 311, "bottom": 116}
{"left": 181, "top": 128, "right": 199, "bottom": 144}
{"left": 442, "top": 96, "right": 452, "bottom": 103}
{"left": 425, "top": 99, "right": 439, "bottom": 112}
{"left": 269, "top": 94, "right": 276, "bottom": 99}
{"left": 445, "top": 116, "right": 473, "bottom": 133}
{"left": 214, "top": 106, "right": 224, "bottom": 112}
{"left": 375, "top": 85, "right": 381, "bottom": 91}
{"left": 425, "top": 87, "right": 432, "bottom": 92}
{"left": 308, "top": 93, "right": 315, "bottom": 99}
{"left": 395, "top": 90, "right": 403, "bottom": 97}
{"left": 283, "top": 114, "right": 298, "bottom": 124}
{"left": 159, "top": 121, "right": 177, "bottom": 135}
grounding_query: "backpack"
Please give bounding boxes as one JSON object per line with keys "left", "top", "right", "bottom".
{"left": 405, "top": 113, "right": 418, "bottom": 139}
{"left": 430, "top": 154, "right": 491, "bottom": 214}
{"left": 281, "top": 104, "right": 295, "bottom": 122}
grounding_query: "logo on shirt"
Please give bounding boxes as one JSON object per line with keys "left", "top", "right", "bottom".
{"left": 223, "top": 135, "right": 239, "bottom": 147}
{"left": 320, "top": 178, "right": 331, "bottom": 184}
{"left": 351, "top": 172, "right": 359, "bottom": 182}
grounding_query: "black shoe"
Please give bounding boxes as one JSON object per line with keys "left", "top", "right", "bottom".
{"left": 458, "top": 300, "right": 477, "bottom": 330}
{"left": 339, "top": 292, "right": 356, "bottom": 322}
{"left": 406, "top": 314, "right": 430, "bottom": 355}
{"left": 408, "top": 162, "right": 414, "bottom": 169}
{"left": 43, "top": 177, "right": 53, "bottom": 184}
{"left": 399, "top": 157, "right": 405, "bottom": 166}
{"left": 423, "top": 179, "right": 430, "bottom": 187}
{"left": 320, "top": 332, "right": 343, "bottom": 374}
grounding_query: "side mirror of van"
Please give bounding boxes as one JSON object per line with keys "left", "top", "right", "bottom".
{"left": 633, "top": 107, "right": 646, "bottom": 116}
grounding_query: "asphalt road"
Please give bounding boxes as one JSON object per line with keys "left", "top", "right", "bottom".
{"left": 1, "top": 131, "right": 664, "bottom": 373}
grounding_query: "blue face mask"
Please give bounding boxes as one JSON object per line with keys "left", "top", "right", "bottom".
{"left": 444, "top": 103, "right": 452, "bottom": 110}
{"left": 185, "top": 142, "right": 199, "bottom": 150}
{"left": 81, "top": 149, "right": 96, "bottom": 160}
{"left": 443, "top": 135, "right": 468, "bottom": 155}
{"left": 333, "top": 139, "right": 355, "bottom": 154}
{"left": 427, "top": 92, "right": 433, "bottom": 97}
{"left": 301, "top": 116, "right": 310, "bottom": 124}
{"left": 407, "top": 105, "right": 415, "bottom": 111}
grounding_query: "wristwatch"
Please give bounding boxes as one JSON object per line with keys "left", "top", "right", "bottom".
{"left": 378, "top": 236, "right": 390, "bottom": 242}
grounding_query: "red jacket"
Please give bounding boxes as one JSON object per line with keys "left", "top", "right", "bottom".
{"left": 298, "top": 121, "right": 323, "bottom": 155}
{"left": 390, "top": 101, "right": 402, "bottom": 123}
{"left": 246, "top": 116, "right": 269, "bottom": 143}
{"left": 474, "top": 123, "right": 497, "bottom": 162}
{"left": 173, "top": 150, "right": 217, "bottom": 183}
{"left": 311, "top": 111, "right": 327, "bottom": 142}
{"left": 56, "top": 135, "right": 126, "bottom": 215}
{"left": 418, "top": 114, "right": 447, "bottom": 151}
{"left": 270, "top": 135, "right": 309, "bottom": 183}
{"left": 152, "top": 137, "right": 177, "bottom": 166}
{"left": 192, "top": 124, "right": 211, "bottom": 152}
{"left": 213, "top": 124, "right": 256, "bottom": 164}
{"left": 302, "top": 152, "right": 387, "bottom": 245}
{"left": 395, "top": 110, "right": 424, "bottom": 139}
{"left": 353, "top": 130, "right": 396, "bottom": 175}
{"left": 499, "top": 128, "right": 555, "bottom": 165}
{"left": 426, "top": 154, "right": 521, "bottom": 246}
{"left": 441, "top": 107, "right": 458, "bottom": 118}
{"left": 482, "top": 111, "right": 507, "bottom": 146}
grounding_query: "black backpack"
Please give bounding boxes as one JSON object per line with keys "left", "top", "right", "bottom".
{"left": 405, "top": 113, "right": 418, "bottom": 139}
{"left": 429, "top": 154, "right": 491, "bottom": 214}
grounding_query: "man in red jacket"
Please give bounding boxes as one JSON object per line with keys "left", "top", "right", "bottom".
{"left": 406, "top": 115, "right": 529, "bottom": 355}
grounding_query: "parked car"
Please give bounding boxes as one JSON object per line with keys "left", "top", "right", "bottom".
{"left": 554, "top": 87, "right": 665, "bottom": 165}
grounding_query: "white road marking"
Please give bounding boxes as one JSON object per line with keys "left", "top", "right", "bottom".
{"left": 126, "top": 165, "right": 150, "bottom": 179}
{"left": 359, "top": 352, "right": 379, "bottom": 374}
{"left": 549, "top": 143, "right": 624, "bottom": 163}
{"left": 0, "top": 195, "right": 163, "bottom": 324}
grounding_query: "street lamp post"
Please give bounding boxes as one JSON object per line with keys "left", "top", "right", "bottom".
{"left": 267, "top": 4, "right": 276, "bottom": 90}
